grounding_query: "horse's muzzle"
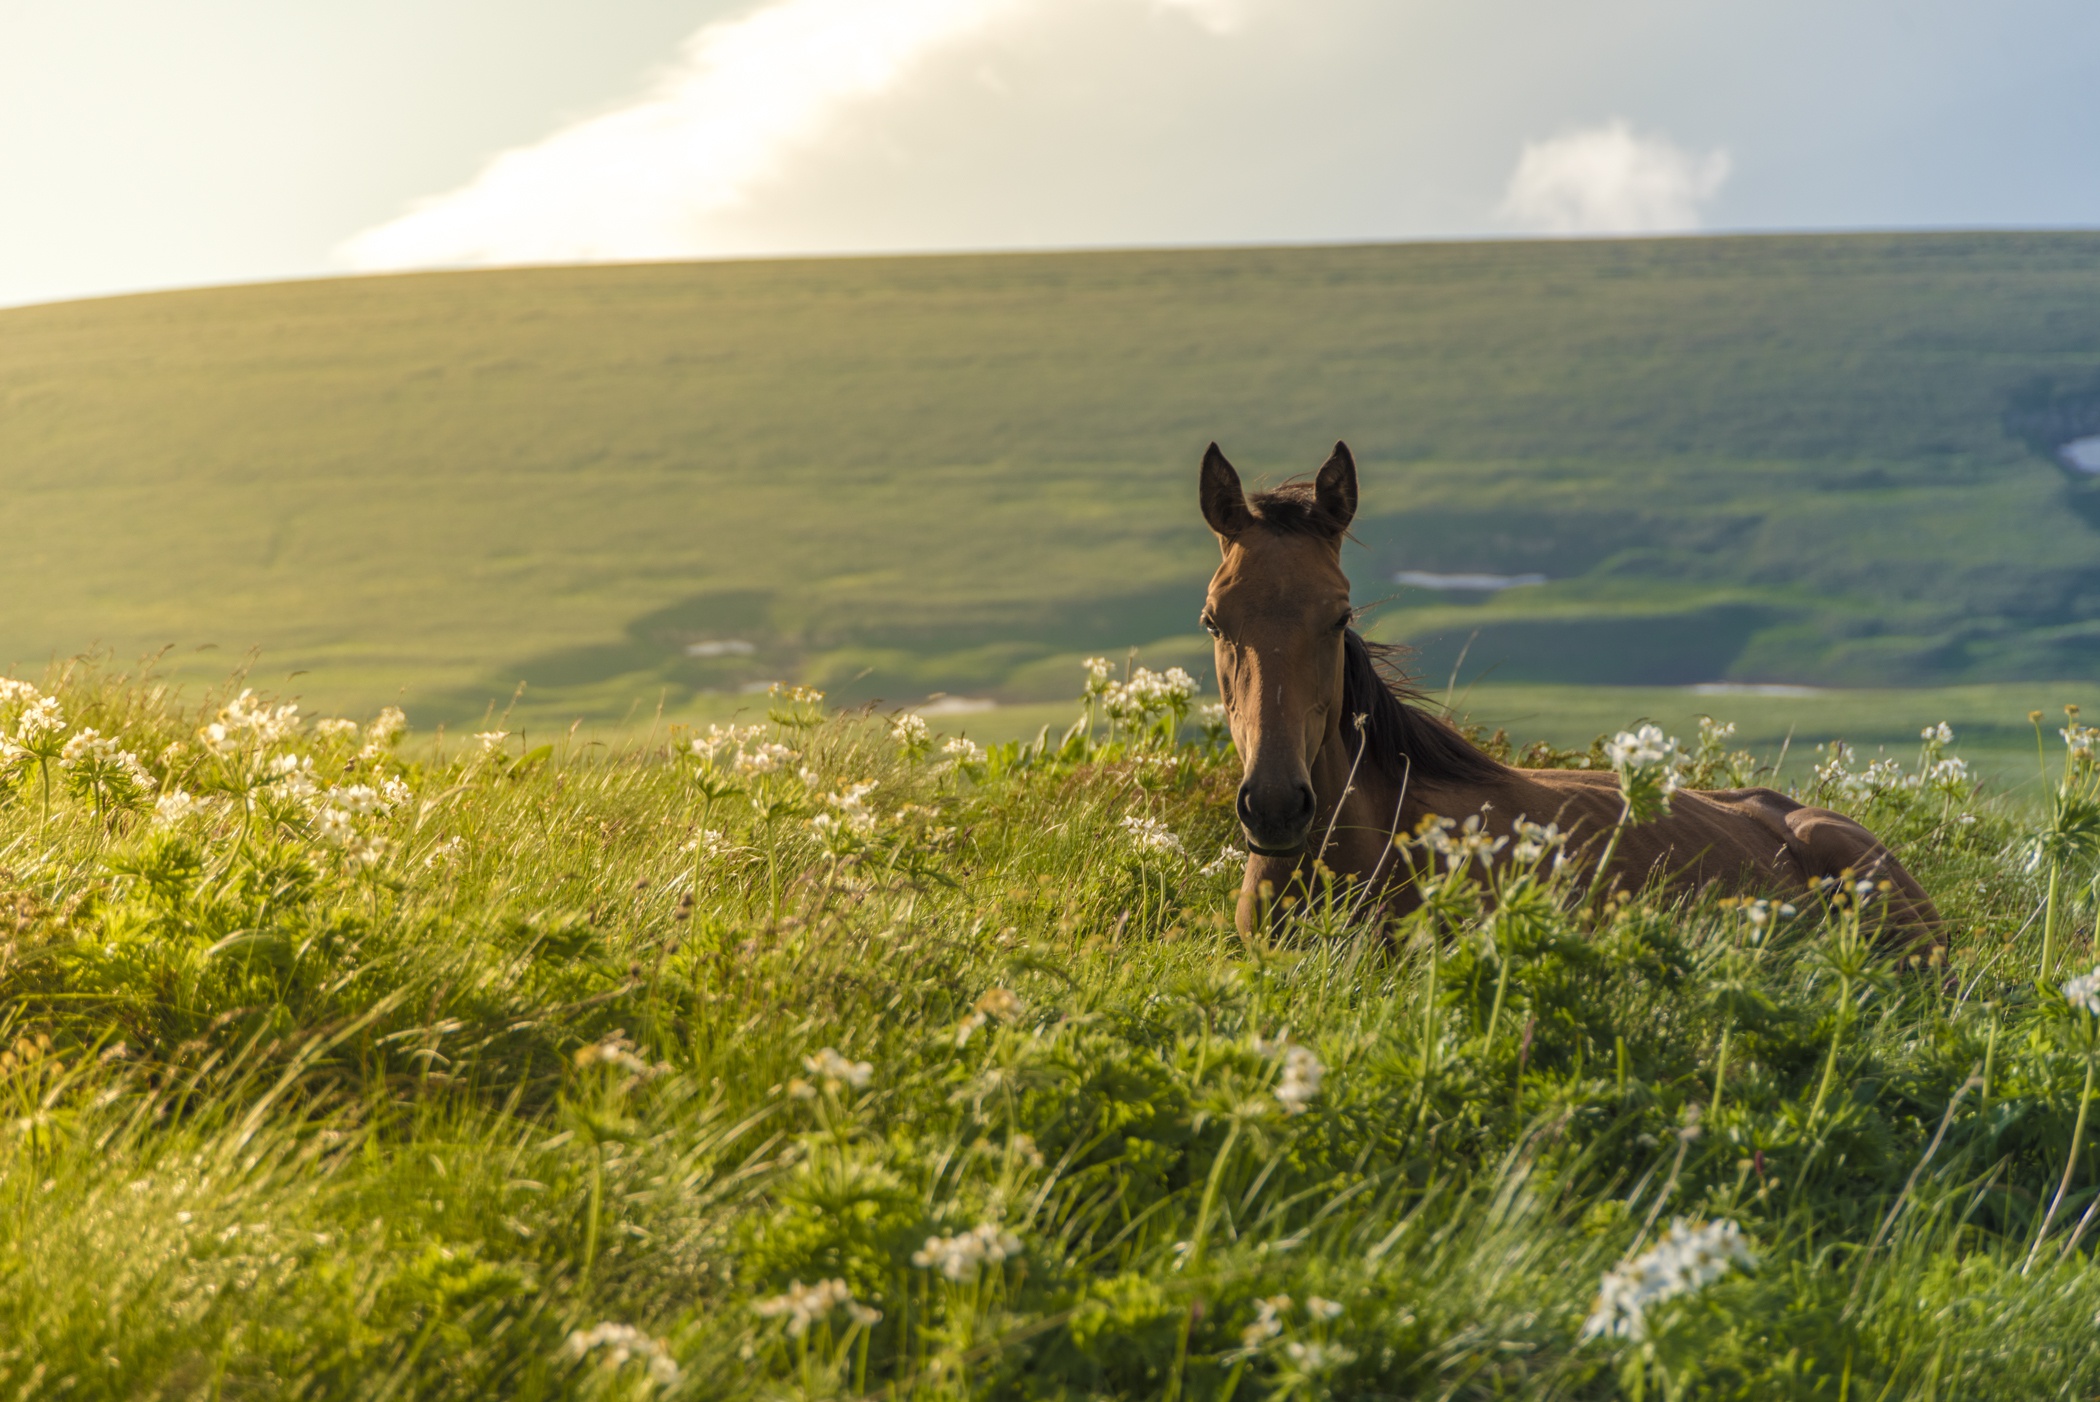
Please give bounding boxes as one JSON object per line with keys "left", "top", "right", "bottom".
{"left": 1237, "top": 778, "right": 1315, "bottom": 856}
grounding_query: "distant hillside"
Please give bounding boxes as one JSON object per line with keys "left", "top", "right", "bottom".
{"left": 2, "top": 233, "right": 2098, "bottom": 723}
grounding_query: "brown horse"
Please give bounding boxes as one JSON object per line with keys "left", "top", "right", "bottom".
{"left": 1198, "top": 440, "right": 1943, "bottom": 946}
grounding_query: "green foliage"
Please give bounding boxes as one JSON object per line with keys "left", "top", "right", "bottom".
{"left": 2, "top": 663, "right": 2100, "bottom": 1397}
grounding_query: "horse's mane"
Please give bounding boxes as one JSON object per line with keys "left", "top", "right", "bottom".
{"left": 1341, "top": 631, "right": 1507, "bottom": 786}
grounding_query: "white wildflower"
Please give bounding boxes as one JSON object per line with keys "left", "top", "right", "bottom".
{"left": 816, "top": 781, "right": 880, "bottom": 836}
{"left": 562, "top": 1322, "right": 680, "bottom": 1386}
{"left": 0, "top": 679, "right": 41, "bottom": 707}
{"left": 1102, "top": 666, "right": 1200, "bottom": 728}
{"left": 1511, "top": 817, "right": 1567, "bottom": 866}
{"left": 314, "top": 806, "right": 356, "bottom": 846}
{"left": 891, "top": 713, "right": 931, "bottom": 751}
{"left": 680, "top": 828, "right": 730, "bottom": 858}
{"left": 2064, "top": 967, "right": 2100, "bottom": 1018}
{"left": 1083, "top": 656, "right": 1116, "bottom": 697}
{"left": 57, "top": 729, "right": 157, "bottom": 803}
{"left": 200, "top": 690, "right": 301, "bottom": 754}
{"left": 941, "top": 736, "right": 985, "bottom": 767}
{"left": 422, "top": 835, "right": 465, "bottom": 868}
{"left": 341, "top": 834, "right": 390, "bottom": 872}
{"left": 575, "top": 1034, "right": 655, "bottom": 1076}
{"left": 313, "top": 718, "right": 360, "bottom": 741}
{"left": 1923, "top": 722, "right": 1954, "bottom": 745}
{"left": 474, "top": 730, "right": 509, "bottom": 752}
{"left": 268, "top": 753, "right": 319, "bottom": 803}
{"left": 912, "top": 1223, "right": 1022, "bottom": 1281}
{"left": 753, "top": 1278, "right": 878, "bottom": 1336}
{"left": 152, "top": 789, "right": 204, "bottom": 826}
{"left": 356, "top": 707, "right": 407, "bottom": 762}
{"left": 1735, "top": 897, "right": 1797, "bottom": 940}
{"left": 1241, "top": 1295, "right": 1291, "bottom": 1347}
{"left": 1305, "top": 1296, "right": 1344, "bottom": 1321}
{"left": 1581, "top": 1218, "right": 1755, "bottom": 1342}
{"left": 1284, "top": 1340, "right": 1358, "bottom": 1371}
{"left": 803, "top": 1047, "right": 872, "bottom": 1090}
{"left": 1121, "top": 814, "right": 1186, "bottom": 859}
{"left": 1198, "top": 843, "right": 1247, "bottom": 878}
{"left": 1255, "top": 1035, "right": 1325, "bottom": 1115}
{"left": 735, "top": 742, "right": 798, "bottom": 775}
{"left": 326, "top": 783, "right": 386, "bottom": 816}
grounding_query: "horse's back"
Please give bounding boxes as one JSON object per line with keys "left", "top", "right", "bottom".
{"left": 1695, "top": 786, "right": 1943, "bottom": 944}
{"left": 1496, "top": 773, "right": 1942, "bottom": 947}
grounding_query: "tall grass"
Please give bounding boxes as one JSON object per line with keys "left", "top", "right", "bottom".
{"left": 1, "top": 659, "right": 2098, "bottom": 1399}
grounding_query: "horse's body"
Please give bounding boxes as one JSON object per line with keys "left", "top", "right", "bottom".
{"left": 1197, "top": 441, "right": 1942, "bottom": 945}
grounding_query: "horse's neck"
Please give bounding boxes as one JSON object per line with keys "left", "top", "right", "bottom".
{"left": 1307, "top": 725, "right": 1413, "bottom": 875}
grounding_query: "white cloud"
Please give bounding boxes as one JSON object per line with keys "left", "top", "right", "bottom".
{"left": 1498, "top": 120, "right": 1729, "bottom": 234}
{"left": 338, "top": 0, "right": 1252, "bottom": 270}
{"left": 341, "top": 0, "right": 1033, "bottom": 268}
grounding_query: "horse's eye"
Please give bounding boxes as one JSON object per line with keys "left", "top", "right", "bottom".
{"left": 1334, "top": 613, "right": 1352, "bottom": 633}
{"left": 1200, "top": 612, "right": 1221, "bottom": 638}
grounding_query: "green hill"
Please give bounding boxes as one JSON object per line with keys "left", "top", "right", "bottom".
{"left": 4, "top": 233, "right": 2099, "bottom": 733}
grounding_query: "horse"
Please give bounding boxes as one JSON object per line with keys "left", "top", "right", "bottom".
{"left": 1197, "top": 439, "right": 1944, "bottom": 947}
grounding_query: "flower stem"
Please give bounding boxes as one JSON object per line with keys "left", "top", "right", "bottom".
{"left": 2027, "top": 1044, "right": 2097, "bottom": 1273}
{"left": 2042, "top": 861, "right": 2064, "bottom": 981}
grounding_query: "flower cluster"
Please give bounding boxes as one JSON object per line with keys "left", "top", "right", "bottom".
{"left": 1101, "top": 666, "right": 1199, "bottom": 728}
{"left": 2063, "top": 966, "right": 2100, "bottom": 1018}
{"left": 753, "top": 1278, "right": 880, "bottom": 1335}
{"left": 809, "top": 781, "right": 880, "bottom": 841}
{"left": 691, "top": 723, "right": 765, "bottom": 765}
{"left": 1511, "top": 817, "right": 1567, "bottom": 868}
{"left": 311, "top": 778, "right": 411, "bottom": 870}
{"left": 1255, "top": 1035, "right": 1325, "bottom": 1115}
{"left": 0, "top": 693, "right": 67, "bottom": 771}
{"left": 891, "top": 713, "right": 931, "bottom": 757}
{"left": 2064, "top": 722, "right": 2100, "bottom": 769}
{"left": 1413, "top": 813, "right": 1506, "bottom": 873}
{"left": 57, "top": 728, "right": 157, "bottom": 810}
{"left": 1581, "top": 1218, "right": 1756, "bottom": 1342}
{"left": 358, "top": 707, "right": 407, "bottom": 762}
{"left": 200, "top": 689, "right": 304, "bottom": 755}
{"left": 1726, "top": 896, "right": 1798, "bottom": 940}
{"left": 1606, "top": 724, "right": 1684, "bottom": 820}
{"left": 1121, "top": 814, "right": 1186, "bottom": 859}
{"left": 1813, "top": 728, "right": 1970, "bottom": 804}
{"left": 1197, "top": 843, "right": 1247, "bottom": 878}
{"left": 912, "top": 1223, "right": 1022, "bottom": 1281}
{"left": 802, "top": 1047, "right": 872, "bottom": 1092}
{"left": 561, "top": 1322, "right": 680, "bottom": 1386}
{"left": 1241, "top": 1294, "right": 1293, "bottom": 1347}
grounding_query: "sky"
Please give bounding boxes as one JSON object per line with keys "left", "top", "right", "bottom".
{"left": 4, "top": 0, "right": 2098, "bottom": 307}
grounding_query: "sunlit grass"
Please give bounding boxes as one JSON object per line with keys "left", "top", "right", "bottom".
{"left": 3, "top": 659, "right": 2100, "bottom": 1398}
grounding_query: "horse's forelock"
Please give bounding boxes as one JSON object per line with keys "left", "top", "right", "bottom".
{"left": 1245, "top": 482, "right": 1351, "bottom": 538}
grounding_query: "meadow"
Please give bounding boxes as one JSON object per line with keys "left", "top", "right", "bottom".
{"left": 5, "top": 233, "right": 2100, "bottom": 738}
{"left": 5, "top": 658, "right": 2100, "bottom": 1399}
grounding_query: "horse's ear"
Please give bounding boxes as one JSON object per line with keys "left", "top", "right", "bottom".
{"left": 1315, "top": 441, "right": 1357, "bottom": 532}
{"left": 1200, "top": 442, "right": 1253, "bottom": 537}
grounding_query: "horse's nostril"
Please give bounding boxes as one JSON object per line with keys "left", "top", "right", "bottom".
{"left": 1236, "top": 783, "right": 1258, "bottom": 825}
{"left": 1293, "top": 784, "right": 1316, "bottom": 822}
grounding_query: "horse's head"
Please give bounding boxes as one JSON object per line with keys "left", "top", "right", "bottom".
{"left": 1198, "top": 441, "right": 1359, "bottom": 856}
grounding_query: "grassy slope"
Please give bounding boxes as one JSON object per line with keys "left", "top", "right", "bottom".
{"left": 7, "top": 666, "right": 2100, "bottom": 1398}
{"left": 4, "top": 234, "right": 2100, "bottom": 739}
